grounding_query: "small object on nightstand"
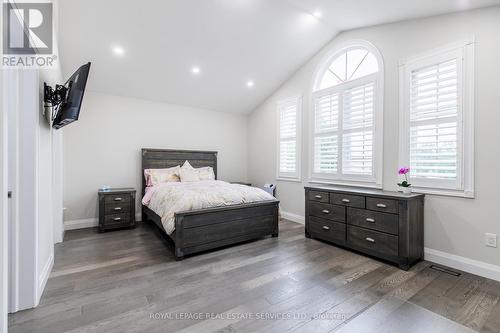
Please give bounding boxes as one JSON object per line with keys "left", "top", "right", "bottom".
{"left": 98, "top": 188, "right": 136, "bottom": 232}
{"left": 263, "top": 183, "right": 276, "bottom": 197}
{"left": 231, "top": 182, "right": 252, "bottom": 186}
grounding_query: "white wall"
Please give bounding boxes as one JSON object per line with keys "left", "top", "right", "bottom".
{"left": 248, "top": 7, "right": 500, "bottom": 269}
{"left": 63, "top": 92, "right": 248, "bottom": 224}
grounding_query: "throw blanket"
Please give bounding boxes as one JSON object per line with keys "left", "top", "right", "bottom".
{"left": 142, "top": 180, "right": 276, "bottom": 235}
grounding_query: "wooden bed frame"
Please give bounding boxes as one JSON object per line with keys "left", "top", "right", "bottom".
{"left": 141, "top": 148, "right": 279, "bottom": 261}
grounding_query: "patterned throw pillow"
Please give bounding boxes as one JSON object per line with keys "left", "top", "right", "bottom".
{"left": 196, "top": 166, "right": 216, "bottom": 181}
{"left": 144, "top": 166, "right": 180, "bottom": 186}
{"left": 179, "top": 161, "right": 201, "bottom": 182}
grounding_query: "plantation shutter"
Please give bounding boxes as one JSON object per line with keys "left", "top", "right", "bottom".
{"left": 342, "top": 82, "right": 374, "bottom": 175}
{"left": 409, "top": 58, "right": 459, "bottom": 182}
{"left": 278, "top": 98, "right": 300, "bottom": 178}
{"left": 313, "top": 93, "right": 339, "bottom": 174}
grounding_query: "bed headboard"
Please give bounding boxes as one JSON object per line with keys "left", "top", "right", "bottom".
{"left": 141, "top": 148, "right": 218, "bottom": 196}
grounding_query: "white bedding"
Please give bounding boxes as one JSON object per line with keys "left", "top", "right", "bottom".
{"left": 142, "top": 180, "right": 276, "bottom": 235}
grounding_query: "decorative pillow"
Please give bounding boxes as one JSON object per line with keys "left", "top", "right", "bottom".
{"left": 196, "top": 166, "right": 215, "bottom": 181}
{"left": 144, "top": 166, "right": 180, "bottom": 186}
{"left": 179, "top": 161, "right": 201, "bottom": 182}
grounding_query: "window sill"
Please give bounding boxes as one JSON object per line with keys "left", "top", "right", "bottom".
{"left": 410, "top": 187, "right": 474, "bottom": 199}
{"left": 276, "top": 177, "right": 302, "bottom": 183}
{"left": 308, "top": 178, "right": 382, "bottom": 189}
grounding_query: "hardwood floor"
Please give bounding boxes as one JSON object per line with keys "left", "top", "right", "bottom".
{"left": 8, "top": 220, "right": 500, "bottom": 333}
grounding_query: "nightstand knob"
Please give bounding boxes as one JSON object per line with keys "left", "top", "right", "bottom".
{"left": 376, "top": 203, "right": 387, "bottom": 208}
{"left": 113, "top": 217, "right": 122, "bottom": 221}
{"left": 114, "top": 197, "right": 123, "bottom": 202}
{"left": 342, "top": 198, "right": 350, "bottom": 203}
{"left": 114, "top": 207, "right": 122, "bottom": 211}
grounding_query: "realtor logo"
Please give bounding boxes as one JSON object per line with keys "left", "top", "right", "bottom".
{"left": 2, "top": 2, "right": 55, "bottom": 67}
{"left": 3, "top": 2, "right": 52, "bottom": 54}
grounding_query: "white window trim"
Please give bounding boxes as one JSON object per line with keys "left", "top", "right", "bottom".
{"left": 308, "top": 40, "right": 384, "bottom": 189}
{"left": 398, "top": 39, "right": 475, "bottom": 198}
{"left": 276, "top": 96, "right": 302, "bottom": 182}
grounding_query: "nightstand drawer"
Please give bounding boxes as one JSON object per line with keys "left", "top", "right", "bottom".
{"left": 347, "top": 226, "right": 398, "bottom": 257}
{"left": 347, "top": 207, "right": 399, "bottom": 235}
{"left": 308, "top": 202, "right": 345, "bottom": 222}
{"left": 308, "top": 217, "right": 345, "bottom": 245}
{"left": 104, "top": 193, "right": 131, "bottom": 204}
{"left": 104, "top": 201, "right": 130, "bottom": 215}
{"left": 308, "top": 190, "right": 329, "bottom": 203}
{"left": 104, "top": 213, "right": 130, "bottom": 225}
{"left": 366, "top": 197, "right": 398, "bottom": 214}
{"left": 330, "top": 193, "right": 365, "bottom": 208}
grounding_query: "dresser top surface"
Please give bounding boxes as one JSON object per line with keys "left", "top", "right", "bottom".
{"left": 98, "top": 188, "right": 136, "bottom": 194}
{"left": 305, "top": 185, "right": 424, "bottom": 200}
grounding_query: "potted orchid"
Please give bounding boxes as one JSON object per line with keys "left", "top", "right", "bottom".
{"left": 397, "top": 167, "right": 412, "bottom": 194}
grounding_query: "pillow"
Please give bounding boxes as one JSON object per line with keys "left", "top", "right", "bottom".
{"left": 144, "top": 166, "right": 180, "bottom": 186}
{"left": 179, "top": 161, "right": 201, "bottom": 182}
{"left": 196, "top": 166, "right": 216, "bottom": 181}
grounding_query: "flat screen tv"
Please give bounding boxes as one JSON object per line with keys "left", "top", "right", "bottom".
{"left": 52, "top": 62, "right": 91, "bottom": 129}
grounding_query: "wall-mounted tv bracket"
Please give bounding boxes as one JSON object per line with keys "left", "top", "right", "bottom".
{"left": 43, "top": 82, "right": 68, "bottom": 125}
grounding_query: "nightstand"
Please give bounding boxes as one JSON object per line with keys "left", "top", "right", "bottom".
{"left": 98, "top": 188, "right": 136, "bottom": 232}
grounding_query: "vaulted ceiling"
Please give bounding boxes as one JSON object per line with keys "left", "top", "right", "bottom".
{"left": 59, "top": 0, "right": 499, "bottom": 113}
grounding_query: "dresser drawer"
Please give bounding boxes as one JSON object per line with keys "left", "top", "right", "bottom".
{"left": 308, "top": 202, "right": 345, "bottom": 222}
{"left": 104, "top": 201, "right": 131, "bottom": 215}
{"left": 309, "top": 217, "right": 346, "bottom": 245}
{"left": 347, "top": 226, "right": 398, "bottom": 257}
{"left": 308, "top": 190, "right": 329, "bottom": 203}
{"left": 104, "top": 212, "right": 130, "bottom": 225}
{"left": 330, "top": 193, "right": 365, "bottom": 208}
{"left": 366, "top": 197, "right": 398, "bottom": 214}
{"left": 104, "top": 193, "right": 131, "bottom": 205}
{"left": 347, "top": 207, "right": 399, "bottom": 235}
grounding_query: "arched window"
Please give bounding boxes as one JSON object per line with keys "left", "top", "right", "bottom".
{"left": 311, "top": 41, "right": 383, "bottom": 187}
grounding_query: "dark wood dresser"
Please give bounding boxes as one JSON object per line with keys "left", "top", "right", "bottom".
{"left": 98, "top": 188, "right": 136, "bottom": 232}
{"left": 305, "top": 186, "right": 424, "bottom": 270}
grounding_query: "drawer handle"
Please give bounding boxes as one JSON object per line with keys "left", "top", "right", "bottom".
{"left": 321, "top": 209, "right": 330, "bottom": 214}
{"left": 114, "top": 207, "right": 122, "bottom": 211}
{"left": 114, "top": 197, "right": 123, "bottom": 202}
{"left": 365, "top": 237, "right": 375, "bottom": 243}
{"left": 322, "top": 226, "right": 330, "bottom": 230}
{"left": 366, "top": 218, "right": 375, "bottom": 223}
{"left": 113, "top": 217, "right": 122, "bottom": 221}
{"left": 341, "top": 198, "right": 350, "bottom": 203}
{"left": 314, "top": 195, "right": 322, "bottom": 199}
{"left": 376, "top": 203, "right": 387, "bottom": 208}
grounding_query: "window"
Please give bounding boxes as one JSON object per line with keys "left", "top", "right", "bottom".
{"left": 311, "top": 41, "right": 383, "bottom": 187}
{"left": 277, "top": 96, "right": 301, "bottom": 180}
{"left": 399, "top": 41, "right": 474, "bottom": 197}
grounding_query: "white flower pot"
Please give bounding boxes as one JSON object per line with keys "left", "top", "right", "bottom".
{"left": 400, "top": 187, "right": 412, "bottom": 194}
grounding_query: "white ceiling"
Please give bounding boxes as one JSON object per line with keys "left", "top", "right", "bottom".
{"left": 59, "top": 0, "right": 500, "bottom": 114}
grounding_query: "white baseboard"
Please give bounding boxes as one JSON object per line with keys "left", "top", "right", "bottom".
{"left": 37, "top": 252, "right": 54, "bottom": 306}
{"left": 281, "top": 211, "right": 305, "bottom": 224}
{"left": 64, "top": 214, "right": 143, "bottom": 231}
{"left": 424, "top": 247, "right": 500, "bottom": 282}
{"left": 64, "top": 218, "right": 97, "bottom": 230}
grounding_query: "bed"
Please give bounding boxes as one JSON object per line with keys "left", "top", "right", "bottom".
{"left": 141, "top": 148, "right": 280, "bottom": 261}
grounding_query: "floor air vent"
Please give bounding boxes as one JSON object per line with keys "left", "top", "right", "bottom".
{"left": 430, "top": 265, "right": 461, "bottom": 277}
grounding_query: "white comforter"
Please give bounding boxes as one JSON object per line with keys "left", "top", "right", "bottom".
{"left": 142, "top": 180, "right": 276, "bottom": 235}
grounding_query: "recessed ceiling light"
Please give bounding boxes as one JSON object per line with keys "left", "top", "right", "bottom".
{"left": 191, "top": 66, "right": 200, "bottom": 74}
{"left": 313, "top": 10, "right": 322, "bottom": 18}
{"left": 247, "top": 80, "right": 254, "bottom": 87}
{"left": 112, "top": 46, "right": 125, "bottom": 56}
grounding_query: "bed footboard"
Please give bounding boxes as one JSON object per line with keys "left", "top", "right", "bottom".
{"left": 173, "top": 200, "right": 279, "bottom": 260}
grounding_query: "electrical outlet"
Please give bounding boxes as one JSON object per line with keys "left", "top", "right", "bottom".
{"left": 485, "top": 233, "right": 497, "bottom": 248}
